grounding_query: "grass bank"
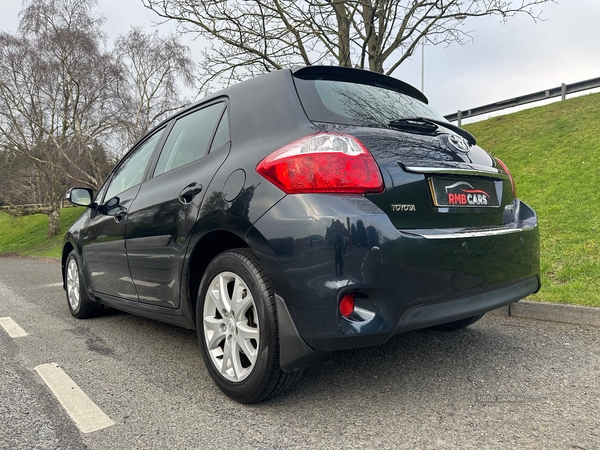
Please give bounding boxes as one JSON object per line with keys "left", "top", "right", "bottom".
{"left": 465, "top": 93, "right": 600, "bottom": 307}
{"left": 0, "top": 207, "right": 84, "bottom": 258}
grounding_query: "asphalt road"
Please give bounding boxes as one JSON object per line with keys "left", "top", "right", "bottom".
{"left": 0, "top": 256, "right": 599, "bottom": 450}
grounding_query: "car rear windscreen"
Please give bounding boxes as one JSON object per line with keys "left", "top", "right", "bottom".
{"left": 294, "top": 77, "right": 446, "bottom": 127}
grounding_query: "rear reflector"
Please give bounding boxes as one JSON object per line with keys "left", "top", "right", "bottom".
{"left": 256, "top": 133, "right": 383, "bottom": 194}
{"left": 339, "top": 294, "right": 355, "bottom": 318}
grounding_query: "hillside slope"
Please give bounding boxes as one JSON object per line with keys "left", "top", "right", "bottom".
{"left": 465, "top": 93, "right": 600, "bottom": 306}
{"left": 0, "top": 207, "right": 84, "bottom": 258}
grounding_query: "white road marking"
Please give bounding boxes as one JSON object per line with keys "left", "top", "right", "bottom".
{"left": 34, "top": 363, "right": 116, "bottom": 433}
{"left": 45, "top": 282, "right": 64, "bottom": 287}
{"left": 0, "top": 317, "right": 28, "bottom": 338}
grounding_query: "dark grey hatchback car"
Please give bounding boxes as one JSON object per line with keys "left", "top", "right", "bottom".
{"left": 63, "top": 66, "right": 540, "bottom": 403}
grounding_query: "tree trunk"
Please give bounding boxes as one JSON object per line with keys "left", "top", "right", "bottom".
{"left": 47, "top": 201, "right": 61, "bottom": 238}
{"left": 371, "top": 58, "right": 384, "bottom": 74}
{"left": 360, "top": 2, "right": 384, "bottom": 74}
{"left": 333, "top": 3, "right": 352, "bottom": 67}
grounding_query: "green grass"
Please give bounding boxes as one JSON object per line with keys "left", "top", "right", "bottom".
{"left": 2, "top": 94, "right": 599, "bottom": 307}
{"left": 0, "top": 207, "right": 85, "bottom": 258}
{"left": 465, "top": 93, "right": 600, "bottom": 307}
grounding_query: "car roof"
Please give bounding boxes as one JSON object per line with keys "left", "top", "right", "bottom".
{"left": 170, "top": 66, "right": 427, "bottom": 123}
{"left": 144, "top": 66, "right": 427, "bottom": 144}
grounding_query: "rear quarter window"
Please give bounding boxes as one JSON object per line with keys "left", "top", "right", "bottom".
{"left": 154, "top": 102, "right": 226, "bottom": 177}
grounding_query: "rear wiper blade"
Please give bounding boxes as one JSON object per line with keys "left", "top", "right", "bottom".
{"left": 389, "top": 117, "right": 476, "bottom": 146}
{"left": 387, "top": 118, "right": 439, "bottom": 135}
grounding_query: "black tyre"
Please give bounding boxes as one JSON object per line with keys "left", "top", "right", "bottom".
{"left": 64, "top": 251, "right": 99, "bottom": 319}
{"left": 197, "top": 249, "right": 301, "bottom": 403}
{"left": 430, "top": 314, "right": 485, "bottom": 331}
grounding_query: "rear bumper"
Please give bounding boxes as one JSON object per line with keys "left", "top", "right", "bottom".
{"left": 396, "top": 275, "right": 539, "bottom": 333}
{"left": 276, "top": 275, "right": 539, "bottom": 372}
{"left": 249, "top": 194, "right": 540, "bottom": 371}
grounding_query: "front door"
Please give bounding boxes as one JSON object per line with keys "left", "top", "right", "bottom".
{"left": 81, "top": 129, "right": 165, "bottom": 300}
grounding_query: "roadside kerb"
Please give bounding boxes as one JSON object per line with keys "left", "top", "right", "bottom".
{"left": 490, "top": 300, "right": 600, "bottom": 328}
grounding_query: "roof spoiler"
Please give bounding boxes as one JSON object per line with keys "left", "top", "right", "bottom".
{"left": 291, "top": 65, "right": 428, "bottom": 104}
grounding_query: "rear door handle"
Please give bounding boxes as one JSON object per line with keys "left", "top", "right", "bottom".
{"left": 178, "top": 182, "right": 203, "bottom": 204}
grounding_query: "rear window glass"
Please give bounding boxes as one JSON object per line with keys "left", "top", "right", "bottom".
{"left": 295, "top": 78, "right": 446, "bottom": 127}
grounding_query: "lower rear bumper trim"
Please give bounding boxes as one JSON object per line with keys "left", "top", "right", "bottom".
{"left": 396, "top": 275, "right": 540, "bottom": 334}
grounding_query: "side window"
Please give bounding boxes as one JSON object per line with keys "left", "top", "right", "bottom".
{"left": 209, "top": 109, "right": 230, "bottom": 152}
{"left": 104, "top": 131, "right": 163, "bottom": 201}
{"left": 154, "top": 102, "right": 225, "bottom": 177}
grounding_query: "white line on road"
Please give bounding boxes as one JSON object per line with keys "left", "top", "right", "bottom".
{"left": 35, "top": 363, "right": 116, "bottom": 434}
{"left": 45, "top": 282, "right": 64, "bottom": 287}
{"left": 0, "top": 316, "right": 28, "bottom": 338}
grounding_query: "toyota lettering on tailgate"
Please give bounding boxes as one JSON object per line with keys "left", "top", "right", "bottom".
{"left": 429, "top": 178, "right": 500, "bottom": 208}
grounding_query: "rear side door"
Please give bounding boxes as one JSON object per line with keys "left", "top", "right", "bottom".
{"left": 125, "top": 101, "right": 230, "bottom": 308}
{"left": 81, "top": 129, "right": 165, "bottom": 300}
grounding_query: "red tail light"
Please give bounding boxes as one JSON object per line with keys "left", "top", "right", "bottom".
{"left": 256, "top": 133, "right": 384, "bottom": 194}
{"left": 495, "top": 157, "right": 517, "bottom": 198}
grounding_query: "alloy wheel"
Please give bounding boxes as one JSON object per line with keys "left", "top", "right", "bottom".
{"left": 202, "top": 271, "right": 260, "bottom": 382}
{"left": 66, "top": 258, "right": 81, "bottom": 311}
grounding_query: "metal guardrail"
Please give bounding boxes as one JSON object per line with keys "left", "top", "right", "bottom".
{"left": 444, "top": 76, "right": 600, "bottom": 125}
{"left": 0, "top": 200, "right": 74, "bottom": 213}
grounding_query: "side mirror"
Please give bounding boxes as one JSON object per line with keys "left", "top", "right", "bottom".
{"left": 99, "top": 196, "right": 121, "bottom": 216}
{"left": 67, "top": 187, "right": 94, "bottom": 207}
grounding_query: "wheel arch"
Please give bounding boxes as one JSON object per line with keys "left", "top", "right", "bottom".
{"left": 186, "top": 226, "right": 323, "bottom": 374}
{"left": 61, "top": 240, "right": 76, "bottom": 289}
{"left": 186, "top": 229, "right": 250, "bottom": 326}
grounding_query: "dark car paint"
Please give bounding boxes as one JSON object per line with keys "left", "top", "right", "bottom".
{"left": 249, "top": 193, "right": 539, "bottom": 352}
{"left": 79, "top": 185, "right": 140, "bottom": 300}
{"left": 63, "top": 66, "right": 540, "bottom": 373}
{"left": 124, "top": 141, "right": 231, "bottom": 309}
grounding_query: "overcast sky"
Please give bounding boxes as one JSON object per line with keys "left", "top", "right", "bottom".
{"left": 2, "top": 0, "right": 599, "bottom": 119}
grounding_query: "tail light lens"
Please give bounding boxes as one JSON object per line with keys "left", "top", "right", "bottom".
{"left": 256, "top": 133, "right": 384, "bottom": 194}
{"left": 495, "top": 157, "right": 517, "bottom": 198}
{"left": 339, "top": 294, "right": 355, "bottom": 318}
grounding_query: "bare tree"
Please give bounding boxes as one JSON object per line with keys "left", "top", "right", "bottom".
{"left": 113, "top": 27, "right": 197, "bottom": 145}
{"left": 0, "top": 0, "right": 119, "bottom": 236}
{"left": 142, "top": 0, "right": 554, "bottom": 88}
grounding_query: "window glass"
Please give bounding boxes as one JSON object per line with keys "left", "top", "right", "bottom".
{"left": 154, "top": 103, "right": 225, "bottom": 177}
{"left": 296, "top": 78, "right": 446, "bottom": 127}
{"left": 209, "top": 110, "right": 230, "bottom": 152}
{"left": 104, "top": 131, "right": 163, "bottom": 201}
